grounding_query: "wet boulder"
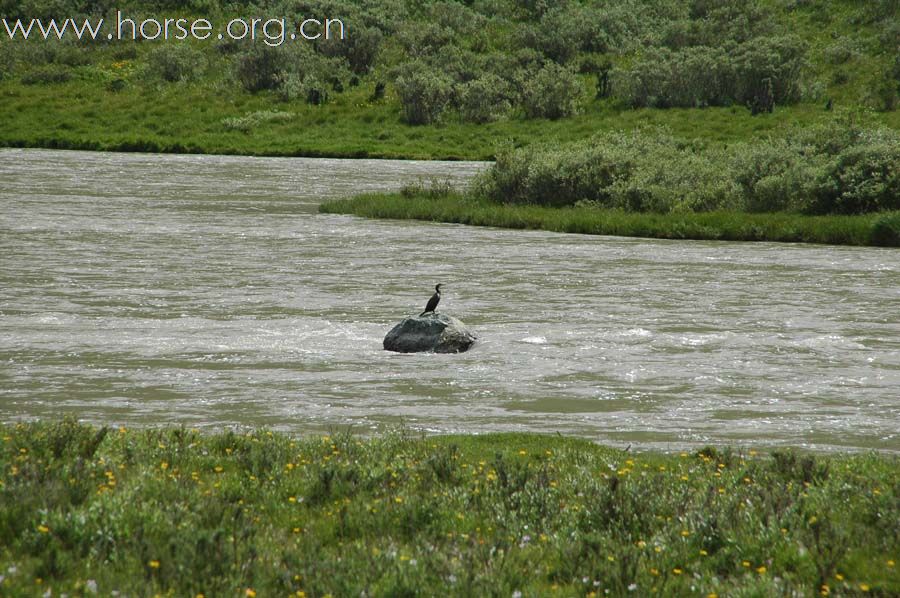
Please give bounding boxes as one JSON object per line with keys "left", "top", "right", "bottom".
{"left": 383, "top": 313, "right": 476, "bottom": 354}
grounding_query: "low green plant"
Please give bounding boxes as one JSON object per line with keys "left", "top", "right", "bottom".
{"left": 221, "top": 110, "right": 294, "bottom": 132}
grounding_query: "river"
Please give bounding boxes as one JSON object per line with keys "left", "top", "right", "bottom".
{"left": 1, "top": 148, "right": 898, "bottom": 452}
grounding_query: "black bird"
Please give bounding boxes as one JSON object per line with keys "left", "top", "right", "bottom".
{"left": 420, "top": 284, "right": 442, "bottom": 316}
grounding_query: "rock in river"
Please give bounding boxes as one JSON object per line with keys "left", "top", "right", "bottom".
{"left": 383, "top": 313, "right": 476, "bottom": 354}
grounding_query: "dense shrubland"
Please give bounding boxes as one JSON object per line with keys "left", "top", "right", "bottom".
{"left": 1, "top": 0, "right": 897, "bottom": 126}
{"left": 473, "top": 121, "right": 900, "bottom": 216}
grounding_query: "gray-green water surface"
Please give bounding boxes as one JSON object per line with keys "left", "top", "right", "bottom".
{"left": 2, "top": 149, "right": 898, "bottom": 451}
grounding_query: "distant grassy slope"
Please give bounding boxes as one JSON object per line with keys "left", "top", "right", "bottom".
{"left": 0, "top": 0, "right": 897, "bottom": 159}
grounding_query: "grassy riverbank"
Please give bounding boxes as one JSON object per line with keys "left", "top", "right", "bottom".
{"left": 6, "top": 84, "right": 888, "bottom": 161}
{"left": 321, "top": 192, "right": 900, "bottom": 247}
{"left": 1, "top": 421, "right": 897, "bottom": 596}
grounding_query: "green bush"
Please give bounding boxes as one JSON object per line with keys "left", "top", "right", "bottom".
{"left": 473, "top": 123, "right": 900, "bottom": 215}
{"left": 520, "top": 63, "right": 583, "bottom": 119}
{"left": 275, "top": 49, "right": 350, "bottom": 104}
{"left": 810, "top": 140, "right": 900, "bottom": 214}
{"left": 20, "top": 65, "right": 71, "bottom": 85}
{"left": 318, "top": 25, "right": 382, "bottom": 74}
{"left": 233, "top": 44, "right": 287, "bottom": 92}
{"left": 730, "top": 140, "right": 810, "bottom": 212}
{"left": 615, "top": 35, "right": 806, "bottom": 109}
{"left": 474, "top": 133, "right": 695, "bottom": 209}
{"left": 457, "top": 74, "right": 514, "bottom": 123}
{"left": 732, "top": 34, "right": 806, "bottom": 108}
{"left": 145, "top": 44, "right": 206, "bottom": 83}
{"left": 870, "top": 212, "right": 900, "bottom": 246}
{"left": 393, "top": 60, "right": 454, "bottom": 125}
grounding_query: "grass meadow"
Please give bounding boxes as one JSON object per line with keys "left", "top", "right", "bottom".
{"left": 1, "top": 420, "right": 897, "bottom": 596}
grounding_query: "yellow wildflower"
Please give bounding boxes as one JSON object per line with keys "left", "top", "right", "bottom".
{"left": 148, "top": 560, "right": 160, "bottom": 569}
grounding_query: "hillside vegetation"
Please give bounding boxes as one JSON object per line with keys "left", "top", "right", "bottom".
{"left": 0, "top": 0, "right": 898, "bottom": 158}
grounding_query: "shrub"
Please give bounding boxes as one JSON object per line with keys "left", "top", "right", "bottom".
{"left": 520, "top": 63, "right": 582, "bottom": 119}
{"left": 809, "top": 140, "right": 900, "bottom": 214}
{"left": 474, "top": 133, "right": 701, "bottom": 209}
{"left": 731, "top": 124, "right": 900, "bottom": 214}
{"left": 233, "top": 44, "right": 287, "bottom": 92}
{"left": 276, "top": 50, "right": 350, "bottom": 104}
{"left": 824, "top": 39, "right": 859, "bottom": 65}
{"left": 730, "top": 140, "right": 812, "bottom": 212}
{"left": 393, "top": 61, "right": 454, "bottom": 125}
{"left": 145, "top": 44, "right": 206, "bottom": 83}
{"left": 20, "top": 65, "right": 71, "bottom": 85}
{"left": 473, "top": 123, "right": 899, "bottom": 215}
{"left": 870, "top": 212, "right": 900, "bottom": 246}
{"left": 732, "top": 34, "right": 806, "bottom": 107}
{"left": 872, "top": 56, "right": 900, "bottom": 111}
{"left": 616, "top": 46, "right": 735, "bottom": 108}
{"left": 679, "top": 0, "right": 776, "bottom": 46}
{"left": 607, "top": 146, "right": 741, "bottom": 213}
{"left": 395, "top": 22, "right": 456, "bottom": 59}
{"left": 614, "top": 34, "right": 805, "bottom": 109}
{"left": 428, "top": 46, "right": 485, "bottom": 85}
{"left": 457, "top": 74, "right": 514, "bottom": 123}
{"left": 318, "top": 25, "right": 382, "bottom": 74}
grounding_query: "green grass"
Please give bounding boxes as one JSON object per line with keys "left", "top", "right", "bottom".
{"left": 320, "top": 192, "right": 900, "bottom": 247}
{"left": 1, "top": 420, "right": 897, "bottom": 596}
{"left": 5, "top": 76, "right": 897, "bottom": 160}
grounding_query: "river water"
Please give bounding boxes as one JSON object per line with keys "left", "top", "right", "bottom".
{"left": 1, "top": 148, "right": 898, "bottom": 452}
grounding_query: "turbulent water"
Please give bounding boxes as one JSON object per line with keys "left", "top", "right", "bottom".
{"left": 1, "top": 148, "right": 898, "bottom": 452}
